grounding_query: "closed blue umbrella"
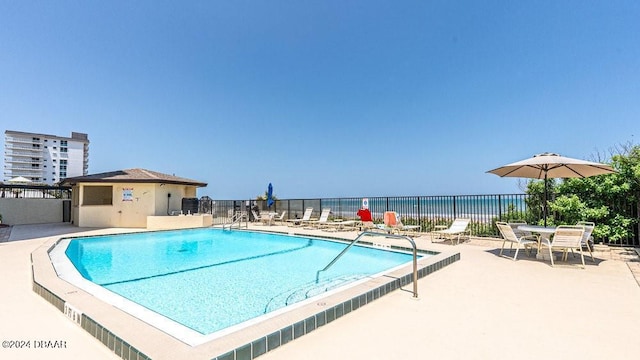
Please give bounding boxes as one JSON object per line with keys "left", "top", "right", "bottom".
{"left": 267, "top": 183, "right": 274, "bottom": 208}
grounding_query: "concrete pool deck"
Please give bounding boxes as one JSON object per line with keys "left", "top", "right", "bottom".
{"left": 1, "top": 223, "right": 640, "bottom": 359}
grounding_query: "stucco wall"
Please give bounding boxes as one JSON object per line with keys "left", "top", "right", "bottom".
{"left": 147, "top": 214, "right": 213, "bottom": 230}
{"left": 0, "top": 198, "right": 65, "bottom": 225}
{"left": 72, "top": 182, "right": 201, "bottom": 228}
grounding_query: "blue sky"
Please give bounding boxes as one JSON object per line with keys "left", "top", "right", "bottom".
{"left": 1, "top": 1, "right": 638, "bottom": 199}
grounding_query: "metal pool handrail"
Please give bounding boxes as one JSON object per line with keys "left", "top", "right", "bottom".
{"left": 315, "top": 231, "right": 419, "bottom": 298}
{"left": 223, "top": 211, "right": 248, "bottom": 230}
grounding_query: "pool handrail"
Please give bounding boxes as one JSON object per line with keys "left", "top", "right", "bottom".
{"left": 315, "top": 231, "right": 419, "bottom": 298}
{"left": 223, "top": 211, "right": 248, "bottom": 230}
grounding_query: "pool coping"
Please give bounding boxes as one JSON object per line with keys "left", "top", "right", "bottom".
{"left": 31, "top": 229, "right": 460, "bottom": 360}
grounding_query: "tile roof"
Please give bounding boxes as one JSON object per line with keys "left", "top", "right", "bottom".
{"left": 60, "top": 168, "right": 207, "bottom": 187}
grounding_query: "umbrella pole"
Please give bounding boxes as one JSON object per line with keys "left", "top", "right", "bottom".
{"left": 543, "top": 172, "right": 548, "bottom": 227}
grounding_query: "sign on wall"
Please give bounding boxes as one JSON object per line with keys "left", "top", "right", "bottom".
{"left": 122, "top": 188, "right": 133, "bottom": 202}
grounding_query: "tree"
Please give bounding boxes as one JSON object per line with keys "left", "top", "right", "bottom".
{"left": 541, "top": 144, "right": 640, "bottom": 243}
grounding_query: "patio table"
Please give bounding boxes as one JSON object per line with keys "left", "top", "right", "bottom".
{"left": 517, "top": 225, "right": 556, "bottom": 260}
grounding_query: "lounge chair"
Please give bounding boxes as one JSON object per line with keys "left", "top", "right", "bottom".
{"left": 431, "top": 218, "right": 470, "bottom": 245}
{"left": 395, "top": 213, "right": 422, "bottom": 237}
{"left": 324, "top": 219, "right": 358, "bottom": 232}
{"left": 374, "top": 211, "right": 397, "bottom": 233}
{"left": 305, "top": 208, "right": 331, "bottom": 229}
{"left": 356, "top": 208, "right": 383, "bottom": 232}
{"left": 538, "top": 225, "right": 586, "bottom": 268}
{"left": 272, "top": 211, "right": 287, "bottom": 225}
{"left": 496, "top": 222, "right": 539, "bottom": 260}
{"left": 287, "top": 208, "right": 313, "bottom": 227}
{"left": 380, "top": 211, "right": 420, "bottom": 235}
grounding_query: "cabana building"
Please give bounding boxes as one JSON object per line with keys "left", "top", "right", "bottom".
{"left": 60, "top": 168, "right": 210, "bottom": 229}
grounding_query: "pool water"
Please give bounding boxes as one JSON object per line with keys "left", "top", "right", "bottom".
{"left": 64, "top": 229, "right": 420, "bottom": 335}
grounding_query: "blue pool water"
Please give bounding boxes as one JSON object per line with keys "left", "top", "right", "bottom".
{"left": 64, "top": 229, "right": 420, "bottom": 335}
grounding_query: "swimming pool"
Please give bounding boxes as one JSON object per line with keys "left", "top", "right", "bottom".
{"left": 52, "top": 229, "right": 424, "bottom": 344}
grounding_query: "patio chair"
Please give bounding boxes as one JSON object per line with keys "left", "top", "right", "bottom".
{"left": 251, "top": 210, "right": 274, "bottom": 225}
{"left": 496, "top": 222, "right": 539, "bottom": 261}
{"left": 508, "top": 221, "right": 533, "bottom": 238}
{"left": 539, "top": 225, "right": 586, "bottom": 268}
{"left": 431, "top": 218, "right": 471, "bottom": 245}
{"left": 250, "top": 210, "right": 261, "bottom": 222}
{"left": 576, "top": 221, "right": 596, "bottom": 262}
{"left": 287, "top": 207, "right": 314, "bottom": 227}
{"left": 305, "top": 208, "right": 331, "bottom": 229}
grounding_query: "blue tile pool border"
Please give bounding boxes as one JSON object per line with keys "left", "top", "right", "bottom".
{"left": 212, "top": 251, "right": 460, "bottom": 360}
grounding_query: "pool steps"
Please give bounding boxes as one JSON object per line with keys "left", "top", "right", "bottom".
{"left": 263, "top": 275, "right": 364, "bottom": 313}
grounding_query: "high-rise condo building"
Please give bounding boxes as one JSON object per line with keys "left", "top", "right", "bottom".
{"left": 3, "top": 130, "right": 89, "bottom": 185}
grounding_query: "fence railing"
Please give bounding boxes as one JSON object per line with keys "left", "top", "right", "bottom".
{"left": 3, "top": 185, "right": 635, "bottom": 246}
{"left": 0, "top": 184, "right": 72, "bottom": 199}
{"left": 199, "top": 194, "right": 639, "bottom": 247}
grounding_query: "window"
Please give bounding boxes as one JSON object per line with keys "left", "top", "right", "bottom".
{"left": 82, "top": 186, "right": 113, "bottom": 205}
{"left": 61, "top": 147, "right": 68, "bottom": 153}
{"left": 60, "top": 160, "right": 67, "bottom": 165}
{"left": 61, "top": 140, "right": 68, "bottom": 146}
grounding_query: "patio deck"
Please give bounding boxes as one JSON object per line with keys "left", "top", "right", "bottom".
{"left": 1, "top": 223, "right": 639, "bottom": 360}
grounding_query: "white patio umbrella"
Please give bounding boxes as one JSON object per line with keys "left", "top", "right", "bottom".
{"left": 6, "top": 176, "right": 32, "bottom": 184}
{"left": 487, "top": 152, "right": 615, "bottom": 226}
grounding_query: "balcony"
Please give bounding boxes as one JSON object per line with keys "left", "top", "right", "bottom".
{"left": 5, "top": 144, "right": 42, "bottom": 152}
{"left": 4, "top": 158, "right": 42, "bottom": 165}
{"left": 5, "top": 150, "right": 40, "bottom": 157}
{"left": 5, "top": 136, "right": 43, "bottom": 145}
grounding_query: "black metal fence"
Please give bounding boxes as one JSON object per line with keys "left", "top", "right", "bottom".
{"left": 0, "top": 184, "right": 72, "bottom": 199}
{"left": 198, "top": 194, "right": 639, "bottom": 247}
{"left": 4, "top": 185, "right": 635, "bottom": 246}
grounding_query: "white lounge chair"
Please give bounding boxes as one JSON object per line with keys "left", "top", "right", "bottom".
{"left": 395, "top": 213, "right": 422, "bottom": 237}
{"left": 431, "top": 218, "right": 470, "bottom": 245}
{"left": 272, "top": 211, "right": 287, "bottom": 225}
{"left": 496, "top": 222, "right": 539, "bottom": 260}
{"left": 305, "top": 208, "right": 331, "bottom": 229}
{"left": 356, "top": 208, "right": 385, "bottom": 233}
{"left": 287, "top": 208, "right": 313, "bottom": 227}
{"left": 539, "top": 225, "right": 586, "bottom": 268}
